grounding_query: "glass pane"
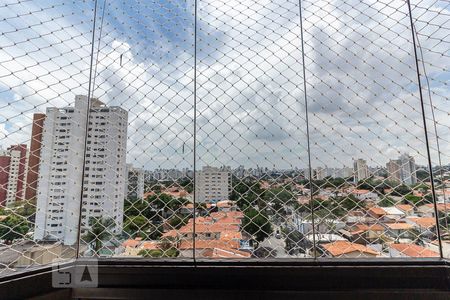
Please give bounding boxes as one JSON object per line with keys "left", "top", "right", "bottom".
{"left": 304, "top": 0, "right": 443, "bottom": 259}
{"left": 0, "top": 0, "right": 95, "bottom": 275}
{"left": 195, "top": 0, "right": 312, "bottom": 259}
{"left": 78, "top": 0, "right": 196, "bottom": 259}
{"left": 411, "top": 0, "right": 450, "bottom": 259}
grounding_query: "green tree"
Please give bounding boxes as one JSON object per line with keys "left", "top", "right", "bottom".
{"left": 392, "top": 185, "right": 412, "bottom": 196}
{"left": 82, "top": 217, "right": 114, "bottom": 253}
{"left": 416, "top": 169, "right": 430, "bottom": 181}
{"left": 243, "top": 208, "right": 273, "bottom": 242}
{"left": 404, "top": 194, "right": 425, "bottom": 205}
{"left": 178, "top": 178, "right": 193, "bottom": 193}
{"left": 284, "top": 230, "right": 309, "bottom": 255}
{"left": 168, "top": 214, "right": 188, "bottom": 229}
{"left": 124, "top": 198, "right": 159, "bottom": 220}
{"left": 147, "top": 193, "right": 189, "bottom": 211}
{"left": 0, "top": 215, "right": 29, "bottom": 243}
{"left": 16, "top": 200, "right": 36, "bottom": 217}
{"left": 138, "top": 249, "right": 163, "bottom": 258}
{"left": 123, "top": 215, "right": 163, "bottom": 240}
{"left": 264, "top": 187, "right": 295, "bottom": 205}
{"left": 232, "top": 181, "right": 265, "bottom": 210}
{"left": 379, "top": 196, "right": 396, "bottom": 207}
{"left": 138, "top": 248, "right": 179, "bottom": 258}
{"left": 356, "top": 180, "right": 373, "bottom": 190}
{"left": 124, "top": 215, "right": 151, "bottom": 238}
{"left": 338, "top": 194, "right": 365, "bottom": 211}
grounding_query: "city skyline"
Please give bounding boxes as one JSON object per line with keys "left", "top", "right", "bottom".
{"left": 0, "top": 100, "right": 446, "bottom": 175}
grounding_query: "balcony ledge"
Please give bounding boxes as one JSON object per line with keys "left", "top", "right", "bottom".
{"left": 1, "top": 259, "right": 449, "bottom": 299}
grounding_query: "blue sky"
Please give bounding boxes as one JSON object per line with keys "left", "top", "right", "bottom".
{"left": 0, "top": 0, "right": 449, "bottom": 170}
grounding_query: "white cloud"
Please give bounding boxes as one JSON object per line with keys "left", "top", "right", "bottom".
{"left": 0, "top": 0, "right": 448, "bottom": 170}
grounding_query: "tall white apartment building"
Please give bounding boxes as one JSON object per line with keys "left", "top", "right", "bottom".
{"left": 0, "top": 144, "right": 28, "bottom": 207}
{"left": 34, "top": 96, "right": 127, "bottom": 245}
{"left": 0, "top": 148, "right": 23, "bottom": 206}
{"left": 126, "top": 164, "right": 145, "bottom": 200}
{"left": 386, "top": 153, "right": 417, "bottom": 185}
{"left": 195, "top": 166, "right": 231, "bottom": 203}
{"left": 353, "top": 158, "right": 369, "bottom": 183}
{"left": 314, "top": 167, "right": 326, "bottom": 180}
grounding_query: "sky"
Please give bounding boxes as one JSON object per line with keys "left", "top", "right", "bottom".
{"left": 0, "top": 0, "right": 448, "bottom": 171}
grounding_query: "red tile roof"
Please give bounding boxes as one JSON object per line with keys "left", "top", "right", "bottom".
{"left": 220, "top": 231, "right": 242, "bottom": 241}
{"left": 352, "top": 189, "right": 371, "bottom": 195}
{"left": 385, "top": 223, "right": 414, "bottom": 230}
{"left": 368, "top": 207, "right": 386, "bottom": 216}
{"left": 209, "top": 247, "right": 251, "bottom": 258}
{"left": 352, "top": 223, "right": 384, "bottom": 232}
{"left": 210, "top": 211, "right": 244, "bottom": 219}
{"left": 122, "top": 239, "right": 140, "bottom": 248}
{"left": 162, "top": 230, "right": 178, "bottom": 238}
{"left": 215, "top": 200, "right": 235, "bottom": 208}
{"left": 390, "top": 243, "right": 439, "bottom": 258}
{"left": 395, "top": 204, "right": 414, "bottom": 212}
{"left": 141, "top": 241, "right": 159, "bottom": 250}
{"left": 178, "top": 239, "right": 240, "bottom": 250}
{"left": 322, "top": 241, "right": 379, "bottom": 257}
{"left": 407, "top": 217, "right": 436, "bottom": 228}
{"left": 422, "top": 203, "right": 450, "bottom": 212}
{"left": 178, "top": 223, "right": 239, "bottom": 234}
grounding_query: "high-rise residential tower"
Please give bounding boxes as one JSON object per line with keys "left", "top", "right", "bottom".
{"left": 386, "top": 153, "right": 417, "bottom": 185}
{"left": 25, "top": 113, "right": 46, "bottom": 201}
{"left": 353, "top": 158, "right": 369, "bottom": 183}
{"left": 0, "top": 144, "right": 28, "bottom": 206}
{"left": 34, "top": 95, "right": 128, "bottom": 245}
{"left": 126, "top": 164, "right": 145, "bottom": 200}
{"left": 195, "top": 166, "right": 231, "bottom": 203}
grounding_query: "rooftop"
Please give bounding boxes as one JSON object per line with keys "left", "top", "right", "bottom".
{"left": 389, "top": 243, "right": 439, "bottom": 258}
{"left": 322, "top": 241, "right": 380, "bottom": 257}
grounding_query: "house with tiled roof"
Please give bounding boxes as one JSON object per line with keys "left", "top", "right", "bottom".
{"left": 389, "top": 243, "right": 439, "bottom": 258}
{"left": 346, "top": 223, "right": 385, "bottom": 244}
{"left": 418, "top": 203, "right": 450, "bottom": 218}
{"left": 405, "top": 217, "right": 436, "bottom": 238}
{"left": 406, "top": 217, "right": 436, "bottom": 229}
{"left": 384, "top": 222, "right": 414, "bottom": 240}
{"left": 351, "top": 189, "right": 379, "bottom": 201}
{"left": 214, "top": 200, "right": 238, "bottom": 212}
{"left": 321, "top": 240, "right": 380, "bottom": 258}
{"left": 178, "top": 239, "right": 247, "bottom": 258}
{"left": 120, "top": 239, "right": 160, "bottom": 256}
{"left": 367, "top": 207, "right": 386, "bottom": 219}
{"left": 395, "top": 204, "right": 415, "bottom": 216}
{"left": 367, "top": 206, "right": 407, "bottom": 222}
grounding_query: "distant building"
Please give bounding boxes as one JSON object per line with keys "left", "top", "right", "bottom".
{"left": 386, "top": 159, "right": 401, "bottom": 183}
{"left": 25, "top": 113, "right": 46, "bottom": 201}
{"left": 353, "top": 158, "right": 369, "bottom": 183}
{"left": 0, "top": 144, "right": 28, "bottom": 206}
{"left": 338, "top": 166, "right": 353, "bottom": 179}
{"left": 233, "top": 165, "right": 245, "bottom": 178}
{"left": 34, "top": 95, "right": 127, "bottom": 245}
{"left": 126, "top": 164, "right": 145, "bottom": 200}
{"left": 195, "top": 166, "right": 231, "bottom": 203}
{"left": 150, "top": 168, "right": 184, "bottom": 181}
{"left": 314, "top": 167, "right": 326, "bottom": 180}
{"left": 386, "top": 153, "right": 417, "bottom": 185}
